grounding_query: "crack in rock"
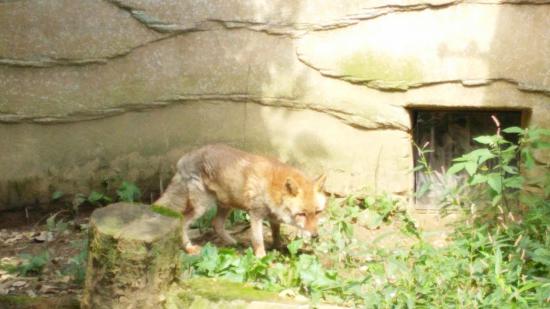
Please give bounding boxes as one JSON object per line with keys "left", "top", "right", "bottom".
{"left": 3, "top": 0, "right": 548, "bottom": 67}
{"left": 0, "top": 31, "right": 178, "bottom": 68}
{"left": 0, "top": 94, "right": 406, "bottom": 131}
{"left": 106, "top": 0, "right": 550, "bottom": 37}
{"left": 296, "top": 47, "right": 550, "bottom": 96}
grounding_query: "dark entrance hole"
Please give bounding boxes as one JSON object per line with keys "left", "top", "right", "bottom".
{"left": 412, "top": 109, "right": 523, "bottom": 210}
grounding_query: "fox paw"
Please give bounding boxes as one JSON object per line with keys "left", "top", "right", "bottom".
{"left": 184, "top": 244, "right": 202, "bottom": 255}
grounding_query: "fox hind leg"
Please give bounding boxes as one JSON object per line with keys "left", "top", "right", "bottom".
{"left": 182, "top": 179, "right": 216, "bottom": 255}
{"left": 212, "top": 206, "right": 237, "bottom": 245}
{"left": 181, "top": 203, "right": 207, "bottom": 255}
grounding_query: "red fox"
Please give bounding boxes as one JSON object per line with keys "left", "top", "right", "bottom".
{"left": 154, "top": 144, "right": 327, "bottom": 257}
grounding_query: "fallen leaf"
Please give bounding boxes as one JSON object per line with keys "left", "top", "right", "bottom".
{"left": 39, "top": 284, "right": 57, "bottom": 294}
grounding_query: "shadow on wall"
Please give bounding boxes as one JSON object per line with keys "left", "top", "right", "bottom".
{"left": 483, "top": 2, "right": 550, "bottom": 175}
{"left": 0, "top": 0, "right": 332, "bottom": 209}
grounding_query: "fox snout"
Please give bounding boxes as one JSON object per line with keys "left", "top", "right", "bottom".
{"left": 304, "top": 217, "right": 319, "bottom": 238}
{"left": 302, "top": 226, "right": 319, "bottom": 239}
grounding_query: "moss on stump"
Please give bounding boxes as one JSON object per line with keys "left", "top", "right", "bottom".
{"left": 81, "top": 203, "right": 182, "bottom": 309}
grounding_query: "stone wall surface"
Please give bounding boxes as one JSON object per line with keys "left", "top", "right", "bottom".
{"left": 0, "top": 0, "right": 548, "bottom": 210}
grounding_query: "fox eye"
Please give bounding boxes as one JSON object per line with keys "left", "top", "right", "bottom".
{"left": 315, "top": 210, "right": 323, "bottom": 215}
{"left": 296, "top": 213, "right": 306, "bottom": 217}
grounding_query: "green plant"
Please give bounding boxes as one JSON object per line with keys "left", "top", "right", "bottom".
{"left": 63, "top": 239, "right": 88, "bottom": 284}
{"left": 181, "top": 242, "right": 341, "bottom": 304}
{"left": 181, "top": 194, "right": 420, "bottom": 305}
{"left": 87, "top": 191, "right": 112, "bottom": 206}
{"left": 51, "top": 190, "right": 110, "bottom": 220}
{"left": 228, "top": 209, "right": 249, "bottom": 226}
{"left": 51, "top": 190, "right": 64, "bottom": 201}
{"left": 116, "top": 180, "right": 142, "bottom": 202}
{"left": 11, "top": 252, "right": 50, "bottom": 276}
{"left": 46, "top": 213, "right": 69, "bottom": 234}
{"left": 190, "top": 208, "right": 249, "bottom": 232}
{"left": 191, "top": 207, "right": 217, "bottom": 232}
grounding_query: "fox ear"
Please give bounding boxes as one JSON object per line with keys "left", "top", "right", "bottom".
{"left": 285, "top": 178, "right": 300, "bottom": 196}
{"left": 314, "top": 173, "right": 327, "bottom": 191}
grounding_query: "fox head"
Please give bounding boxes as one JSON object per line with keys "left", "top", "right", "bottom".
{"left": 272, "top": 173, "right": 327, "bottom": 238}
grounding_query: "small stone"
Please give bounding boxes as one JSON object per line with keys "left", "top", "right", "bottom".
{"left": 51, "top": 257, "right": 63, "bottom": 265}
{"left": 5, "top": 233, "right": 24, "bottom": 244}
{"left": 33, "top": 231, "right": 54, "bottom": 242}
{"left": 278, "top": 289, "right": 296, "bottom": 298}
{"left": 11, "top": 280, "right": 27, "bottom": 287}
{"left": 0, "top": 272, "right": 14, "bottom": 283}
{"left": 39, "top": 284, "right": 57, "bottom": 294}
{"left": 26, "top": 289, "right": 36, "bottom": 297}
{"left": 0, "top": 282, "right": 9, "bottom": 295}
{"left": 294, "top": 295, "right": 309, "bottom": 302}
{"left": 58, "top": 276, "right": 71, "bottom": 283}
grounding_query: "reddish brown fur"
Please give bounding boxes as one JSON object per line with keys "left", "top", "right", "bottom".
{"left": 155, "top": 144, "right": 326, "bottom": 257}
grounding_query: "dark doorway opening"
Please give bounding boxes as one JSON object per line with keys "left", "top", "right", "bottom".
{"left": 412, "top": 109, "right": 523, "bottom": 210}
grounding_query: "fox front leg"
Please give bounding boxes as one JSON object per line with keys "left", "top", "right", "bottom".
{"left": 249, "top": 212, "right": 266, "bottom": 257}
{"left": 270, "top": 221, "right": 283, "bottom": 250}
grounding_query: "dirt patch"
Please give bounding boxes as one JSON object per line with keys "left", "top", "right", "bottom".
{"left": 0, "top": 205, "right": 92, "bottom": 302}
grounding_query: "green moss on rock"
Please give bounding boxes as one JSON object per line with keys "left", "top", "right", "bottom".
{"left": 166, "top": 277, "right": 289, "bottom": 308}
{"left": 151, "top": 204, "right": 183, "bottom": 219}
{"left": 340, "top": 52, "right": 423, "bottom": 90}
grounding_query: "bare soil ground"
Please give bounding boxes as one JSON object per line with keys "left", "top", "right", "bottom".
{"left": 0, "top": 205, "right": 94, "bottom": 302}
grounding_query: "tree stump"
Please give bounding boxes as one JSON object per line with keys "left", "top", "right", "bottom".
{"left": 81, "top": 203, "right": 182, "bottom": 309}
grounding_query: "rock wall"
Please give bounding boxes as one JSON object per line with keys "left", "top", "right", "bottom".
{"left": 1, "top": 0, "right": 549, "bottom": 210}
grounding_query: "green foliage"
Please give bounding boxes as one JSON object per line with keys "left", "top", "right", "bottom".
{"left": 116, "top": 180, "right": 141, "bottom": 203}
{"left": 63, "top": 239, "right": 88, "bottom": 284}
{"left": 87, "top": 191, "right": 112, "bottom": 206}
{"left": 181, "top": 195, "right": 420, "bottom": 306}
{"left": 10, "top": 252, "right": 50, "bottom": 276}
{"left": 51, "top": 191, "right": 64, "bottom": 201}
{"left": 180, "top": 125, "right": 550, "bottom": 307}
{"left": 46, "top": 213, "right": 69, "bottom": 234}
{"left": 182, "top": 243, "right": 340, "bottom": 304}
{"left": 228, "top": 209, "right": 249, "bottom": 226}
{"left": 54, "top": 179, "right": 143, "bottom": 213}
{"left": 191, "top": 207, "right": 217, "bottom": 232}
{"left": 191, "top": 208, "right": 249, "bottom": 232}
